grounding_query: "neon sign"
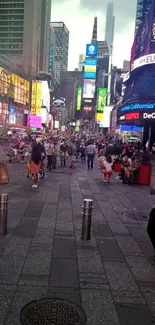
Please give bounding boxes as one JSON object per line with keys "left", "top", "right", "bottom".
{"left": 120, "top": 103, "right": 155, "bottom": 112}
{"left": 126, "top": 112, "right": 140, "bottom": 120}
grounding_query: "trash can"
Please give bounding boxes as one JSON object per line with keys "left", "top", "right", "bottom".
{"left": 138, "top": 164, "right": 152, "bottom": 185}
{"left": 0, "top": 193, "right": 8, "bottom": 235}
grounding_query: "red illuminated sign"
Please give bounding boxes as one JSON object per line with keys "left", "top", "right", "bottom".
{"left": 125, "top": 112, "right": 140, "bottom": 120}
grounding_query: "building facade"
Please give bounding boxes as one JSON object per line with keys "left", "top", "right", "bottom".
{"left": 135, "top": 0, "right": 152, "bottom": 34}
{"left": 39, "top": 0, "right": 51, "bottom": 73}
{"left": 51, "top": 22, "right": 69, "bottom": 95}
{"left": 78, "top": 54, "right": 85, "bottom": 71}
{"left": 105, "top": 1, "right": 115, "bottom": 51}
{"left": 0, "top": 0, "right": 51, "bottom": 76}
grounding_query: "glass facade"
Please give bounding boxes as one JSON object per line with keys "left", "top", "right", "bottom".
{"left": 0, "top": 0, "right": 24, "bottom": 55}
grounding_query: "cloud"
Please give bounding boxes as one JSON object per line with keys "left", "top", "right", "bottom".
{"left": 51, "top": 0, "right": 137, "bottom": 69}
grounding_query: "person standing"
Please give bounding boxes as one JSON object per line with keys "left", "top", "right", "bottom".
{"left": 45, "top": 139, "right": 53, "bottom": 171}
{"left": 86, "top": 140, "right": 96, "bottom": 170}
{"left": 30, "top": 144, "right": 41, "bottom": 188}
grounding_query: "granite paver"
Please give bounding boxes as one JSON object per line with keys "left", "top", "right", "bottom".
{"left": 0, "top": 162, "right": 155, "bottom": 324}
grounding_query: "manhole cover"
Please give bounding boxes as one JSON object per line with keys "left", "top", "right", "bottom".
{"left": 20, "top": 298, "right": 86, "bottom": 325}
{"left": 123, "top": 210, "right": 149, "bottom": 221}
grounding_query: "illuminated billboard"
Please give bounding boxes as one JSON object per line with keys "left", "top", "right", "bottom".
{"left": 0, "top": 67, "right": 30, "bottom": 104}
{"left": 96, "top": 88, "right": 107, "bottom": 112}
{"left": 31, "top": 81, "right": 42, "bottom": 115}
{"left": 76, "top": 87, "right": 82, "bottom": 111}
{"left": 86, "top": 44, "right": 98, "bottom": 57}
{"left": 84, "top": 58, "right": 97, "bottom": 79}
{"left": 82, "top": 98, "right": 94, "bottom": 119}
{"left": 83, "top": 79, "right": 95, "bottom": 98}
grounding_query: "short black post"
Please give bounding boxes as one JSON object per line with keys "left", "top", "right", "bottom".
{"left": 81, "top": 199, "right": 93, "bottom": 240}
{"left": 0, "top": 193, "right": 8, "bottom": 235}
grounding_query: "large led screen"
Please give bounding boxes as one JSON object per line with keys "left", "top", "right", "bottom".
{"left": 96, "top": 88, "right": 107, "bottom": 111}
{"left": 83, "top": 79, "right": 96, "bottom": 99}
{"left": 84, "top": 58, "right": 97, "bottom": 79}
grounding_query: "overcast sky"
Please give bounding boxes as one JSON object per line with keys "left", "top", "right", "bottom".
{"left": 51, "top": 0, "right": 137, "bottom": 70}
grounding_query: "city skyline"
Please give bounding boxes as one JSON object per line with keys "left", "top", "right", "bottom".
{"left": 51, "top": 0, "right": 137, "bottom": 70}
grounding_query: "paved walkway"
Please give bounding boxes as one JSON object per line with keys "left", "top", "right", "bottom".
{"left": 0, "top": 162, "right": 155, "bottom": 324}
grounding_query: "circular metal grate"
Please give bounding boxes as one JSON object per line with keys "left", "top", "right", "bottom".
{"left": 123, "top": 210, "right": 149, "bottom": 221}
{"left": 20, "top": 298, "right": 86, "bottom": 325}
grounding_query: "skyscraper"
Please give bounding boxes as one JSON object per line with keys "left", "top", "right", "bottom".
{"left": 51, "top": 22, "right": 69, "bottom": 94}
{"left": 0, "top": 0, "right": 51, "bottom": 76}
{"left": 40, "top": 0, "right": 51, "bottom": 73}
{"left": 91, "top": 17, "right": 98, "bottom": 44}
{"left": 105, "top": 1, "right": 115, "bottom": 50}
{"left": 135, "top": 0, "right": 152, "bottom": 34}
{"left": 78, "top": 54, "right": 85, "bottom": 71}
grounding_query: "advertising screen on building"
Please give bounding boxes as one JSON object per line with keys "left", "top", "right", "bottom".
{"left": 82, "top": 98, "right": 94, "bottom": 119}
{"left": 31, "top": 81, "right": 42, "bottom": 115}
{"left": 76, "top": 87, "right": 82, "bottom": 110}
{"left": 103, "top": 106, "right": 113, "bottom": 128}
{"left": 84, "top": 58, "right": 97, "bottom": 79}
{"left": 27, "top": 114, "right": 42, "bottom": 128}
{"left": 83, "top": 79, "right": 96, "bottom": 98}
{"left": 95, "top": 112, "right": 103, "bottom": 127}
{"left": 86, "top": 44, "right": 98, "bottom": 57}
{"left": 96, "top": 88, "right": 107, "bottom": 112}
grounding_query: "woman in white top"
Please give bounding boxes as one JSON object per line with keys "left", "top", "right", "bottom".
{"left": 102, "top": 155, "right": 113, "bottom": 183}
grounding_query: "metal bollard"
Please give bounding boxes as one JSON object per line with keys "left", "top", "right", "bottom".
{"left": 0, "top": 193, "right": 8, "bottom": 235}
{"left": 81, "top": 199, "right": 93, "bottom": 241}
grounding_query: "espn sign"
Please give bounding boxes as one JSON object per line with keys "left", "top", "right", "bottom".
{"left": 125, "top": 112, "right": 140, "bottom": 120}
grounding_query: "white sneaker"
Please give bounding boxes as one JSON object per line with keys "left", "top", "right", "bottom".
{"left": 32, "top": 184, "right": 37, "bottom": 188}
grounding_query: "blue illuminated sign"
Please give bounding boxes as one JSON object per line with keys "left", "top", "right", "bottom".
{"left": 9, "top": 105, "right": 15, "bottom": 115}
{"left": 84, "top": 58, "right": 97, "bottom": 66}
{"left": 120, "top": 125, "right": 142, "bottom": 132}
{"left": 86, "top": 44, "right": 98, "bottom": 57}
{"left": 120, "top": 103, "right": 155, "bottom": 112}
{"left": 49, "top": 44, "right": 54, "bottom": 73}
{"left": 84, "top": 71, "right": 96, "bottom": 79}
{"left": 84, "top": 58, "right": 97, "bottom": 79}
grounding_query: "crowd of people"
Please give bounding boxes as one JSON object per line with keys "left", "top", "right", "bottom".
{"left": 6, "top": 130, "right": 154, "bottom": 187}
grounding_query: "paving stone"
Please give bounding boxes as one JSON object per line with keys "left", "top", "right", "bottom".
{"left": 53, "top": 238, "right": 76, "bottom": 258}
{"left": 56, "top": 221, "right": 74, "bottom": 232}
{"left": 81, "top": 289, "right": 120, "bottom": 325}
{"left": 48, "top": 287, "right": 81, "bottom": 305}
{"left": 50, "top": 258, "right": 79, "bottom": 287}
{"left": 79, "top": 273, "right": 108, "bottom": 289}
{"left": 108, "top": 221, "right": 129, "bottom": 234}
{"left": 115, "top": 235, "right": 143, "bottom": 254}
{"left": 37, "top": 217, "right": 56, "bottom": 229}
{"left": 134, "top": 241, "right": 154, "bottom": 257}
{"left": 18, "top": 274, "right": 49, "bottom": 286}
{"left": 115, "top": 302, "right": 155, "bottom": 325}
{"left": 22, "top": 200, "right": 44, "bottom": 219}
{"left": 141, "top": 287, "right": 155, "bottom": 317}
{"left": 5, "top": 286, "right": 48, "bottom": 325}
{"left": 75, "top": 231, "right": 97, "bottom": 247}
{"left": 112, "top": 290, "right": 146, "bottom": 304}
{"left": 22, "top": 250, "right": 51, "bottom": 275}
{"left": 3, "top": 236, "right": 31, "bottom": 256}
{"left": 32, "top": 228, "right": 54, "bottom": 249}
{"left": 126, "top": 256, "right": 155, "bottom": 282}
{"left": 97, "top": 238, "right": 125, "bottom": 260}
{"left": 0, "top": 285, "right": 17, "bottom": 325}
{"left": 77, "top": 249, "right": 104, "bottom": 274}
{"left": 104, "top": 262, "right": 138, "bottom": 291}
{"left": 127, "top": 225, "right": 150, "bottom": 242}
{"left": 14, "top": 218, "right": 38, "bottom": 237}
{"left": 0, "top": 255, "right": 25, "bottom": 284}
{"left": 93, "top": 223, "right": 113, "bottom": 237}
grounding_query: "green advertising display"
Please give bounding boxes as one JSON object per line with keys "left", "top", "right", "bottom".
{"left": 76, "top": 87, "right": 82, "bottom": 111}
{"left": 96, "top": 88, "right": 107, "bottom": 112}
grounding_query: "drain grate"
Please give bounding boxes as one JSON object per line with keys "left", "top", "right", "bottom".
{"left": 123, "top": 210, "right": 149, "bottom": 221}
{"left": 20, "top": 298, "right": 86, "bottom": 325}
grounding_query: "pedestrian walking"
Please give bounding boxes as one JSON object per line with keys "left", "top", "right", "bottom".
{"left": 86, "top": 140, "right": 96, "bottom": 170}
